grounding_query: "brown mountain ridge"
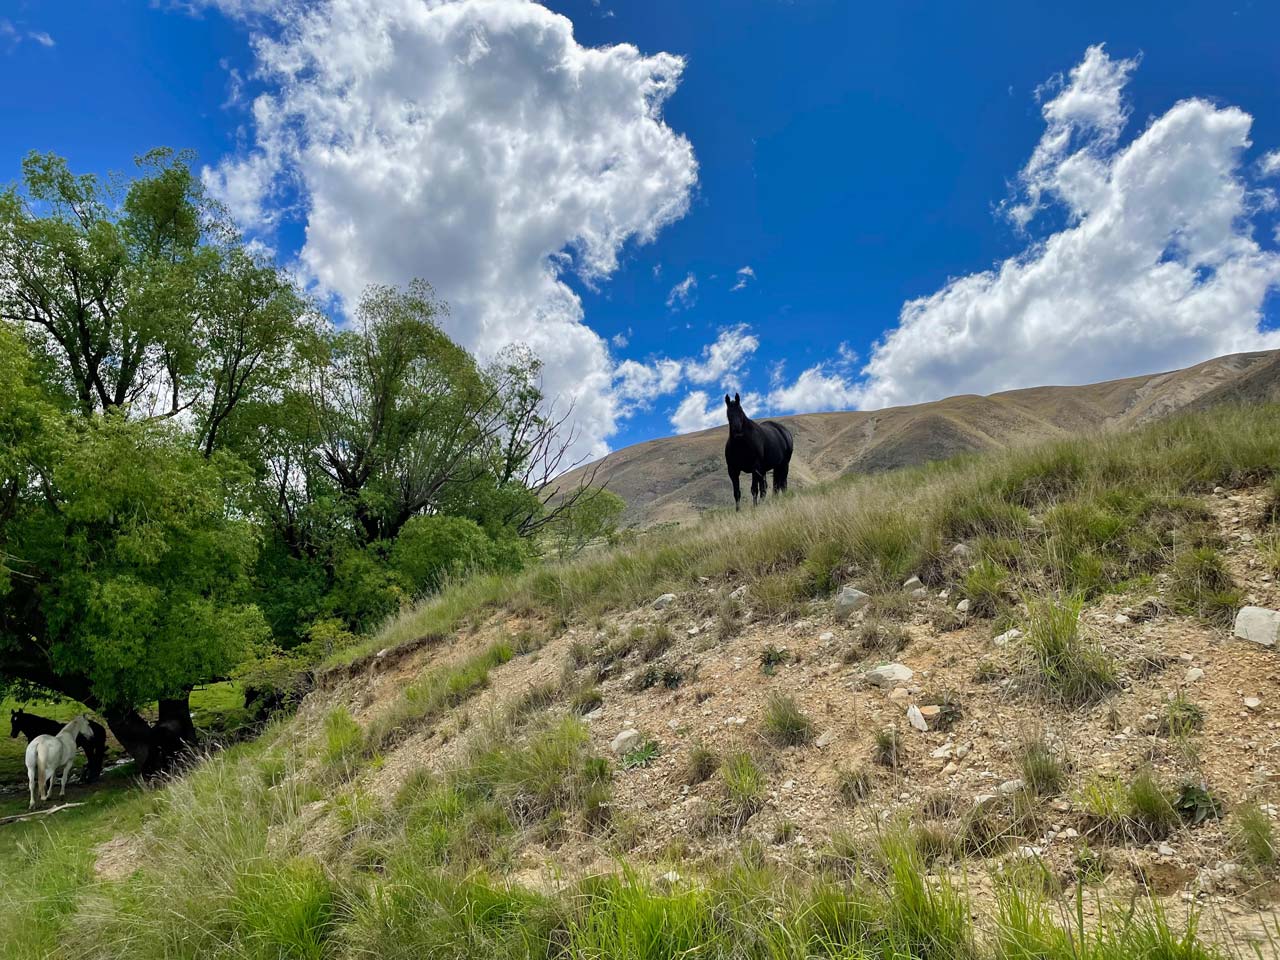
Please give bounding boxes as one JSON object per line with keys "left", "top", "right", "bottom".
{"left": 569, "top": 350, "right": 1280, "bottom": 528}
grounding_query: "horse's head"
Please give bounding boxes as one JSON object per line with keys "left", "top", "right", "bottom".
{"left": 725, "top": 392, "right": 747, "bottom": 438}
{"left": 63, "top": 714, "right": 93, "bottom": 741}
{"left": 9, "top": 709, "right": 21, "bottom": 739}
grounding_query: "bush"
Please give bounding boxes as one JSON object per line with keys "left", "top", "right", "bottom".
{"left": 762, "top": 693, "right": 814, "bottom": 747}
{"left": 391, "top": 514, "right": 509, "bottom": 596}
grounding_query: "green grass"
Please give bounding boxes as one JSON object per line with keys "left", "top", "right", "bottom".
{"left": 1079, "top": 769, "right": 1180, "bottom": 842}
{"left": 836, "top": 765, "right": 873, "bottom": 805}
{"left": 1018, "top": 736, "right": 1067, "bottom": 796}
{"left": 721, "top": 750, "right": 765, "bottom": 825}
{"left": 1019, "top": 595, "right": 1119, "bottom": 706}
{"left": 683, "top": 744, "right": 719, "bottom": 785}
{"left": 1232, "top": 802, "right": 1277, "bottom": 869}
{"left": 761, "top": 693, "right": 814, "bottom": 747}
{"left": 873, "top": 726, "right": 904, "bottom": 769}
{"left": 1168, "top": 547, "right": 1241, "bottom": 625}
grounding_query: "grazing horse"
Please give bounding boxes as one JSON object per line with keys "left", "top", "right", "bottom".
{"left": 724, "top": 392, "right": 793, "bottom": 510}
{"left": 25, "top": 715, "right": 94, "bottom": 808}
{"left": 10, "top": 709, "right": 108, "bottom": 783}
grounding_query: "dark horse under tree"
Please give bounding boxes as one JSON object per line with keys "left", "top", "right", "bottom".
{"left": 10, "top": 709, "right": 108, "bottom": 783}
{"left": 724, "top": 392, "right": 793, "bottom": 510}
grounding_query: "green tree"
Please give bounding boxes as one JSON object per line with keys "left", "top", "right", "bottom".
{"left": 550, "top": 488, "right": 627, "bottom": 559}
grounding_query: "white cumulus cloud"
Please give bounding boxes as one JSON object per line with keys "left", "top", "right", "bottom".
{"left": 684, "top": 324, "right": 759, "bottom": 389}
{"left": 853, "top": 44, "right": 1280, "bottom": 412}
{"left": 201, "top": 0, "right": 697, "bottom": 460}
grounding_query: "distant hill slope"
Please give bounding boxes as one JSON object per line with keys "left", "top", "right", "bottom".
{"left": 568, "top": 350, "right": 1280, "bottom": 527}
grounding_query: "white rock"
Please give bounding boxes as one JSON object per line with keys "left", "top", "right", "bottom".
{"left": 942, "top": 762, "right": 958, "bottom": 776}
{"left": 907, "top": 705, "right": 929, "bottom": 732}
{"left": 1234, "top": 606, "right": 1280, "bottom": 648}
{"left": 903, "top": 576, "right": 923, "bottom": 590}
{"left": 998, "top": 778, "right": 1025, "bottom": 796}
{"left": 1158, "top": 844, "right": 1175, "bottom": 857}
{"left": 1244, "top": 696, "right": 1262, "bottom": 710}
{"left": 938, "top": 589, "right": 951, "bottom": 599}
{"left": 729, "top": 585, "right": 749, "bottom": 600}
{"left": 1185, "top": 667, "right": 1205, "bottom": 683}
{"left": 815, "top": 730, "right": 837, "bottom": 748}
{"left": 993, "top": 628, "right": 1021, "bottom": 646}
{"left": 687, "top": 626, "right": 699, "bottom": 636}
{"left": 930, "top": 743, "right": 956, "bottom": 759}
{"left": 819, "top": 631, "right": 835, "bottom": 642}
{"left": 951, "top": 543, "right": 973, "bottom": 560}
{"left": 956, "top": 599, "right": 971, "bottom": 614}
{"left": 724, "top": 716, "right": 747, "bottom": 726}
{"left": 1063, "top": 828, "right": 1079, "bottom": 839}
{"left": 911, "top": 588, "right": 929, "bottom": 599}
{"left": 653, "top": 593, "right": 677, "bottom": 610}
{"left": 1114, "top": 614, "right": 1131, "bottom": 625}
{"left": 610, "top": 729, "right": 642, "bottom": 755}
{"left": 955, "top": 743, "right": 972, "bottom": 759}
{"left": 834, "top": 586, "right": 871, "bottom": 619}
{"left": 866, "top": 663, "right": 914, "bottom": 687}
{"left": 659, "top": 870, "right": 681, "bottom": 884}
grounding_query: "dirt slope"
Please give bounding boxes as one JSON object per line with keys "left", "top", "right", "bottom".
{"left": 570, "top": 350, "right": 1280, "bottom": 527}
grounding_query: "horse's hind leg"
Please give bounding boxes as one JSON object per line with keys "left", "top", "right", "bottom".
{"left": 753, "top": 471, "right": 766, "bottom": 506}
{"left": 773, "top": 463, "right": 789, "bottom": 495}
{"left": 27, "top": 764, "right": 35, "bottom": 809}
{"left": 59, "top": 759, "right": 72, "bottom": 797}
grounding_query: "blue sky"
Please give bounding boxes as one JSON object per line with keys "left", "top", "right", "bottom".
{"left": 4, "top": 1, "right": 1280, "bottom": 459}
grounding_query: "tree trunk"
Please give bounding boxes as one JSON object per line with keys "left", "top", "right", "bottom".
{"left": 158, "top": 693, "right": 198, "bottom": 749}
{"left": 103, "top": 708, "right": 163, "bottom": 775}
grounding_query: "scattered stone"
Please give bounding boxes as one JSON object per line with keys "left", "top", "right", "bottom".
{"left": 1063, "top": 828, "right": 1079, "bottom": 839}
{"left": 834, "top": 586, "right": 871, "bottom": 619}
{"left": 730, "top": 585, "right": 749, "bottom": 600}
{"left": 659, "top": 870, "right": 681, "bottom": 884}
{"left": 907, "top": 705, "right": 929, "bottom": 732}
{"left": 993, "top": 628, "right": 1022, "bottom": 646}
{"left": 956, "top": 599, "right": 971, "bottom": 614}
{"left": 918, "top": 705, "right": 941, "bottom": 720}
{"left": 687, "top": 626, "right": 700, "bottom": 636}
{"left": 1158, "top": 844, "right": 1175, "bottom": 857}
{"left": 610, "top": 729, "right": 642, "bottom": 755}
{"left": 1244, "top": 696, "right": 1262, "bottom": 710}
{"left": 815, "top": 730, "right": 838, "bottom": 748}
{"left": 866, "top": 663, "right": 914, "bottom": 687}
{"left": 1214, "top": 486, "right": 1225, "bottom": 494}
{"left": 931, "top": 743, "right": 956, "bottom": 760}
{"left": 819, "top": 631, "right": 835, "bottom": 642}
{"left": 939, "top": 589, "right": 951, "bottom": 600}
{"left": 973, "top": 794, "right": 999, "bottom": 810}
{"left": 1185, "top": 667, "right": 1205, "bottom": 683}
{"left": 951, "top": 543, "right": 973, "bottom": 560}
{"left": 583, "top": 708, "right": 603, "bottom": 722}
{"left": 653, "top": 593, "right": 677, "bottom": 610}
{"left": 955, "top": 743, "right": 972, "bottom": 760}
{"left": 1234, "top": 606, "right": 1280, "bottom": 648}
{"left": 942, "top": 762, "right": 958, "bottom": 776}
{"left": 1113, "top": 614, "right": 1131, "bottom": 625}
{"left": 998, "top": 778, "right": 1025, "bottom": 796}
{"left": 375, "top": 648, "right": 389, "bottom": 659}
{"left": 888, "top": 687, "right": 910, "bottom": 703}
{"left": 723, "top": 716, "right": 747, "bottom": 726}
{"left": 911, "top": 587, "right": 929, "bottom": 599}
{"left": 903, "top": 576, "right": 923, "bottom": 590}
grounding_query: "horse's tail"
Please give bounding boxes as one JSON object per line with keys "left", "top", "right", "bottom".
{"left": 36, "top": 743, "right": 47, "bottom": 800}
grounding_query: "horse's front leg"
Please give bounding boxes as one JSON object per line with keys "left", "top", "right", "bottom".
{"left": 730, "top": 470, "right": 742, "bottom": 511}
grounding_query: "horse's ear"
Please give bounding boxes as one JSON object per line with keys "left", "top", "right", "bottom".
{"left": 734, "top": 392, "right": 740, "bottom": 403}
{"left": 725, "top": 394, "right": 731, "bottom": 406}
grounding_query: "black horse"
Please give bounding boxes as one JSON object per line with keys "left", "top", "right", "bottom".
{"left": 10, "top": 708, "right": 108, "bottom": 783}
{"left": 724, "top": 392, "right": 793, "bottom": 510}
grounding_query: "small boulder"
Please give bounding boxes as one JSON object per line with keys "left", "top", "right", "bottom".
{"left": 951, "top": 543, "right": 973, "bottom": 560}
{"left": 956, "top": 599, "right": 970, "bottom": 614}
{"left": 610, "top": 729, "right": 642, "bottom": 755}
{"left": 653, "top": 593, "right": 677, "bottom": 610}
{"left": 903, "top": 576, "right": 923, "bottom": 590}
{"left": 834, "top": 586, "right": 871, "bottom": 619}
{"left": 907, "top": 705, "right": 928, "bottom": 732}
{"left": 1244, "top": 696, "right": 1262, "bottom": 710}
{"left": 1233, "top": 606, "right": 1280, "bottom": 648}
{"left": 729, "top": 585, "right": 749, "bottom": 600}
{"left": 911, "top": 587, "right": 929, "bottom": 599}
{"left": 998, "top": 778, "right": 1025, "bottom": 796}
{"left": 1185, "top": 666, "right": 1204, "bottom": 683}
{"left": 866, "top": 663, "right": 914, "bottom": 687}
{"left": 993, "top": 628, "right": 1022, "bottom": 646}
{"left": 815, "top": 730, "right": 838, "bottom": 748}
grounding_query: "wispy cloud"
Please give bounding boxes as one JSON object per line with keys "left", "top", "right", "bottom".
{"left": 730, "top": 265, "right": 755, "bottom": 291}
{"left": 666, "top": 272, "right": 697, "bottom": 310}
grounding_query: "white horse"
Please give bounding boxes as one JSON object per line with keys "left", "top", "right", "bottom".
{"left": 26, "top": 715, "right": 93, "bottom": 809}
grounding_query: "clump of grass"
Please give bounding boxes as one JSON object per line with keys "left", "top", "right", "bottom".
{"left": 803, "top": 539, "right": 847, "bottom": 596}
{"left": 1169, "top": 546, "right": 1241, "bottom": 625}
{"left": 873, "top": 727, "right": 903, "bottom": 769}
{"left": 836, "top": 765, "right": 872, "bottom": 805}
{"left": 963, "top": 557, "right": 1009, "bottom": 617}
{"left": 1158, "top": 693, "right": 1204, "bottom": 738}
{"left": 684, "top": 744, "right": 719, "bottom": 785}
{"left": 639, "top": 622, "right": 674, "bottom": 661}
{"left": 1080, "top": 769, "right": 1179, "bottom": 841}
{"left": 1018, "top": 737, "right": 1066, "bottom": 796}
{"left": 716, "top": 594, "right": 743, "bottom": 639}
{"left": 322, "top": 706, "right": 363, "bottom": 776}
{"left": 721, "top": 750, "right": 765, "bottom": 825}
{"left": 771, "top": 819, "right": 799, "bottom": 844}
{"left": 1019, "top": 595, "right": 1118, "bottom": 706}
{"left": 570, "top": 685, "right": 603, "bottom": 716}
{"left": 851, "top": 619, "right": 909, "bottom": 659}
{"left": 1232, "top": 802, "right": 1277, "bottom": 868}
{"left": 762, "top": 693, "right": 814, "bottom": 747}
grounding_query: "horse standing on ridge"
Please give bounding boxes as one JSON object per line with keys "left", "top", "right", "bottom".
{"left": 10, "top": 708, "right": 108, "bottom": 783}
{"left": 25, "top": 715, "right": 94, "bottom": 808}
{"left": 723, "top": 392, "right": 793, "bottom": 510}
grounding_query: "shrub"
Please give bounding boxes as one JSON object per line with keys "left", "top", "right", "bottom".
{"left": 620, "top": 739, "right": 660, "bottom": 770}
{"left": 639, "top": 623, "right": 674, "bottom": 662}
{"left": 758, "top": 644, "right": 790, "bottom": 675}
{"left": 570, "top": 685, "right": 603, "bottom": 715}
{"left": 1168, "top": 547, "right": 1240, "bottom": 625}
{"left": 852, "top": 619, "right": 908, "bottom": 658}
{"left": 762, "top": 693, "right": 814, "bottom": 747}
{"left": 1159, "top": 694, "right": 1204, "bottom": 739}
{"left": 1020, "top": 595, "right": 1117, "bottom": 706}
{"left": 1174, "top": 782, "right": 1223, "bottom": 826}
{"left": 391, "top": 514, "right": 511, "bottom": 596}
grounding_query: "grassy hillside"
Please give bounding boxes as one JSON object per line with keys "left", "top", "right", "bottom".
{"left": 4, "top": 404, "right": 1280, "bottom": 958}
{"left": 563, "top": 349, "right": 1280, "bottom": 528}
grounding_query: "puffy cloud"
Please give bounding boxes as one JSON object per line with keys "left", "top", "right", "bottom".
{"left": 684, "top": 324, "right": 759, "bottom": 388}
{"left": 666, "top": 272, "right": 697, "bottom": 309}
{"left": 614, "top": 357, "right": 682, "bottom": 411}
{"left": 853, "top": 45, "right": 1280, "bottom": 411}
{"left": 767, "top": 364, "right": 859, "bottom": 414}
{"left": 670, "top": 391, "right": 723, "bottom": 434}
{"left": 731, "top": 265, "right": 755, "bottom": 291}
{"left": 1261, "top": 150, "right": 1280, "bottom": 177}
{"left": 202, "top": 0, "right": 697, "bottom": 459}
